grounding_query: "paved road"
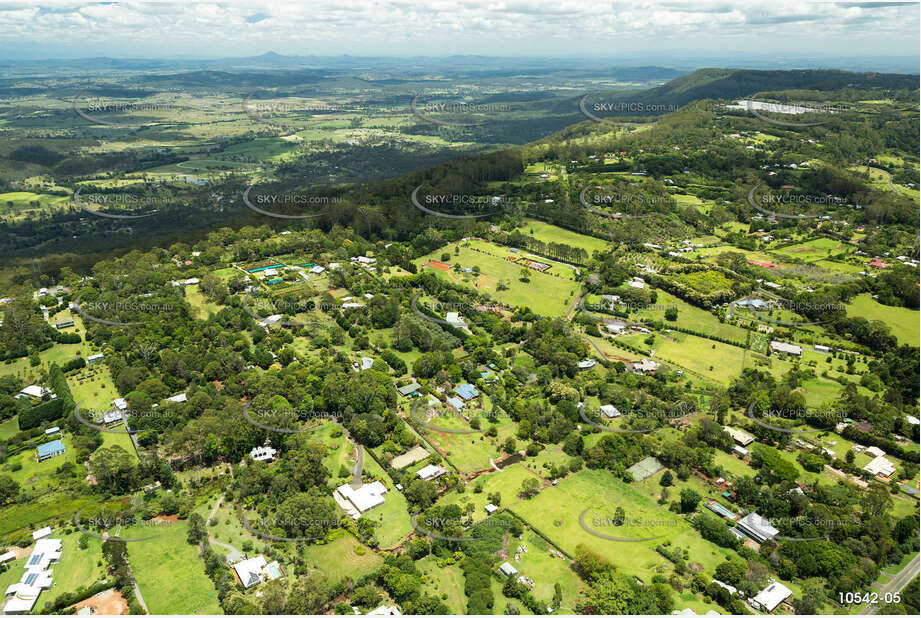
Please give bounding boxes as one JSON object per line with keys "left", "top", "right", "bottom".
{"left": 862, "top": 553, "right": 920, "bottom": 614}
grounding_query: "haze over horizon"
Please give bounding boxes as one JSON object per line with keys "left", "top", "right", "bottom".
{"left": 0, "top": 0, "right": 918, "bottom": 73}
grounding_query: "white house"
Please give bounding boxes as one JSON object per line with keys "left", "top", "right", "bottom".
{"left": 577, "top": 359, "right": 596, "bottom": 370}
{"left": 751, "top": 582, "right": 792, "bottom": 613}
{"left": 864, "top": 455, "right": 896, "bottom": 478}
{"left": 770, "top": 341, "right": 802, "bottom": 357}
{"left": 416, "top": 464, "right": 447, "bottom": 481}
{"left": 334, "top": 482, "right": 388, "bottom": 519}
{"left": 600, "top": 405, "right": 621, "bottom": 419}
{"left": 249, "top": 446, "right": 277, "bottom": 462}
{"left": 232, "top": 555, "right": 281, "bottom": 589}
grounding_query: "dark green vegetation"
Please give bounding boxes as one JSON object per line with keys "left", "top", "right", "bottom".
{"left": 0, "top": 64, "right": 918, "bottom": 615}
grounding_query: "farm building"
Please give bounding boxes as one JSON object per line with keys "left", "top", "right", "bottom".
{"left": 396, "top": 382, "right": 421, "bottom": 397}
{"left": 446, "top": 396, "right": 466, "bottom": 411}
{"left": 55, "top": 317, "right": 75, "bottom": 329}
{"left": 724, "top": 426, "right": 755, "bottom": 446}
{"left": 87, "top": 353, "right": 105, "bottom": 364}
{"left": 36, "top": 440, "right": 65, "bottom": 462}
{"left": 498, "top": 562, "right": 518, "bottom": 577}
{"left": 769, "top": 341, "right": 802, "bottom": 356}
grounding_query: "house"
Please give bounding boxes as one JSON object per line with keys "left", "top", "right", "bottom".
{"left": 605, "top": 321, "right": 627, "bottom": 334}
{"left": 864, "top": 446, "right": 885, "bottom": 458}
{"left": 102, "top": 410, "right": 123, "bottom": 427}
{"left": 724, "top": 427, "right": 754, "bottom": 446}
{"left": 737, "top": 512, "right": 779, "bottom": 544}
{"left": 445, "top": 312, "right": 466, "bottom": 329}
{"left": 484, "top": 503, "right": 499, "bottom": 515}
{"left": 864, "top": 455, "right": 896, "bottom": 478}
{"left": 446, "top": 396, "right": 466, "bottom": 411}
{"left": 631, "top": 359, "right": 660, "bottom": 374}
{"left": 32, "top": 527, "right": 52, "bottom": 541}
{"left": 44, "top": 427, "right": 60, "bottom": 437}
{"left": 396, "top": 382, "right": 421, "bottom": 397}
{"left": 733, "top": 445, "right": 749, "bottom": 457}
{"left": 750, "top": 582, "right": 792, "bottom": 613}
{"left": 19, "top": 385, "right": 50, "bottom": 400}
{"left": 309, "top": 265, "right": 325, "bottom": 275}
{"left": 112, "top": 397, "right": 128, "bottom": 411}
{"left": 814, "top": 344, "right": 830, "bottom": 353}
{"left": 416, "top": 464, "right": 446, "bottom": 481}
{"left": 498, "top": 562, "right": 518, "bottom": 577}
{"left": 599, "top": 405, "right": 621, "bottom": 419}
{"left": 87, "top": 353, "right": 104, "bottom": 364}
{"left": 628, "top": 279, "right": 646, "bottom": 289}
{"left": 258, "top": 314, "right": 282, "bottom": 328}
{"left": 55, "top": 318, "right": 75, "bottom": 329}
{"left": 0, "top": 551, "right": 15, "bottom": 564}
{"left": 232, "top": 555, "right": 280, "bottom": 589}
{"left": 2, "top": 538, "right": 62, "bottom": 614}
{"left": 36, "top": 440, "right": 65, "bottom": 462}
{"left": 577, "top": 359, "right": 596, "bottom": 370}
{"left": 453, "top": 383, "right": 479, "bottom": 401}
{"left": 358, "top": 357, "right": 374, "bottom": 371}
{"left": 334, "top": 481, "right": 388, "bottom": 519}
{"left": 770, "top": 341, "right": 802, "bottom": 357}
{"left": 249, "top": 446, "right": 277, "bottom": 462}
{"left": 711, "top": 579, "right": 738, "bottom": 596}
{"left": 167, "top": 393, "right": 187, "bottom": 403}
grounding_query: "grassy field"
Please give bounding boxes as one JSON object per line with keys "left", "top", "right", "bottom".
{"left": 511, "top": 468, "right": 737, "bottom": 582}
{"left": 50, "top": 531, "right": 109, "bottom": 601}
{"left": 514, "top": 529, "right": 587, "bottom": 609}
{"left": 1, "top": 433, "right": 78, "bottom": 492}
{"left": 519, "top": 218, "right": 610, "bottom": 256}
{"left": 415, "top": 244, "right": 580, "bottom": 317}
{"left": 125, "top": 519, "right": 222, "bottom": 615}
{"left": 417, "top": 555, "right": 467, "bottom": 614}
{"left": 846, "top": 293, "right": 919, "bottom": 346}
{"left": 300, "top": 531, "right": 384, "bottom": 584}
{"left": 771, "top": 237, "right": 855, "bottom": 261}
{"left": 437, "top": 463, "right": 540, "bottom": 521}
{"left": 418, "top": 412, "right": 504, "bottom": 475}
{"left": 621, "top": 331, "right": 747, "bottom": 385}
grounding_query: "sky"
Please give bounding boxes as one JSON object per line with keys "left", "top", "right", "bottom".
{"left": 0, "top": 0, "right": 918, "bottom": 62}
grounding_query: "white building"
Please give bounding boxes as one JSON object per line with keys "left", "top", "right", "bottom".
{"left": 2, "top": 538, "right": 62, "bottom": 614}
{"left": 724, "top": 427, "right": 755, "bottom": 446}
{"left": 600, "top": 405, "right": 621, "bottom": 418}
{"left": 334, "top": 482, "right": 388, "bottom": 519}
{"left": 577, "top": 359, "right": 596, "bottom": 370}
{"left": 249, "top": 446, "right": 277, "bottom": 462}
{"left": 751, "top": 582, "right": 792, "bottom": 613}
{"left": 864, "top": 455, "right": 896, "bottom": 478}
{"left": 770, "top": 341, "right": 802, "bottom": 357}
{"left": 864, "top": 446, "right": 885, "bottom": 458}
{"left": 446, "top": 312, "right": 466, "bottom": 329}
{"left": 232, "top": 555, "right": 281, "bottom": 589}
{"left": 416, "top": 464, "right": 447, "bottom": 481}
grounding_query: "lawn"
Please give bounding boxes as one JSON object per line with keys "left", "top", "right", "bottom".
{"left": 417, "top": 555, "right": 467, "bottom": 614}
{"left": 621, "top": 332, "right": 748, "bottom": 385}
{"left": 437, "top": 463, "right": 541, "bottom": 521}
{"left": 1, "top": 433, "right": 79, "bottom": 492}
{"left": 415, "top": 244, "right": 580, "bottom": 317}
{"left": 418, "top": 412, "right": 504, "bottom": 475}
{"left": 846, "top": 293, "right": 919, "bottom": 346}
{"left": 510, "top": 468, "right": 737, "bottom": 582}
{"left": 124, "top": 519, "right": 222, "bottom": 615}
{"left": 514, "top": 529, "right": 587, "bottom": 609}
{"left": 300, "top": 531, "right": 384, "bottom": 585}
{"left": 49, "top": 531, "right": 109, "bottom": 602}
{"left": 771, "top": 237, "right": 855, "bottom": 262}
{"left": 519, "top": 218, "right": 610, "bottom": 257}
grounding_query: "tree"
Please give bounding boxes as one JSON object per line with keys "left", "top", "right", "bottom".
{"left": 405, "top": 479, "right": 439, "bottom": 509}
{"left": 0, "top": 475, "right": 20, "bottom": 504}
{"left": 260, "top": 579, "right": 288, "bottom": 614}
{"left": 186, "top": 513, "right": 207, "bottom": 545}
{"left": 659, "top": 470, "right": 674, "bottom": 487}
{"left": 520, "top": 477, "right": 540, "bottom": 498}
{"left": 679, "top": 489, "right": 701, "bottom": 513}
{"left": 286, "top": 573, "right": 330, "bottom": 614}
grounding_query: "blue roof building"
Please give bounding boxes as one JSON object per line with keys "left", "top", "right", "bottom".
{"left": 446, "top": 396, "right": 466, "bottom": 411}
{"left": 454, "top": 383, "right": 479, "bottom": 401}
{"left": 37, "top": 439, "right": 65, "bottom": 461}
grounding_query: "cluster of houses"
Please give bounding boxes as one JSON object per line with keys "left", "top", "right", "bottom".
{"left": 2, "top": 528, "right": 62, "bottom": 614}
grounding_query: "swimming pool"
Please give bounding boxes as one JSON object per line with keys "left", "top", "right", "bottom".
{"left": 707, "top": 501, "right": 736, "bottom": 520}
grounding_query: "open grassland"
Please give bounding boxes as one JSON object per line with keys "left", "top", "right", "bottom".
{"left": 511, "top": 468, "right": 737, "bottom": 582}
{"left": 125, "top": 519, "right": 222, "bottom": 615}
{"left": 519, "top": 218, "right": 610, "bottom": 256}
{"left": 417, "top": 555, "right": 467, "bottom": 613}
{"left": 300, "top": 531, "right": 384, "bottom": 585}
{"left": 437, "top": 463, "right": 540, "bottom": 521}
{"left": 415, "top": 244, "right": 580, "bottom": 317}
{"left": 846, "top": 293, "right": 919, "bottom": 346}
